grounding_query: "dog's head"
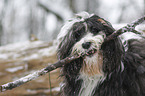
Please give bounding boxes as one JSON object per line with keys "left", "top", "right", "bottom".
{"left": 57, "top": 12, "right": 114, "bottom": 58}
{"left": 57, "top": 12, "right": 117, "bottom": 76}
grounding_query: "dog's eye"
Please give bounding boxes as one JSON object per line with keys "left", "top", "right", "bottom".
{"left": 90, "top": 28, "right": 100, "bottom": 35}
{"left": 73, "top": 32, "right": 81, "bottom": 41}
{"left": 73, "top": 28, "right": 86, "bottom": 41}
{"left": 74, "top": 32, "right": 80, "bottom": 37}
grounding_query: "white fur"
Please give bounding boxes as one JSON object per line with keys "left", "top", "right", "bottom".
{"left": 120, "top": 61, "right": 125, "bottom": 72}
{"left": 71, "top": 31, "right": 106, "bottom": 56}
{"left": 57, "top": 12, "right": 94, "bottom": 43}
{"left": 78, "top": 74, "right": 103, "bottom": 96}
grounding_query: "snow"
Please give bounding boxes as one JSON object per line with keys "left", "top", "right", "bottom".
{"left": 0, "top": 54, "right": 8, "bottom": 59}
{"left": 27, "top": 89, "right": 37, "bottom": 94}
{"left": 23, "top": 54, "right": 39, "bottom": 61}
{"left": 113, "top": 24, "right": 145, "bottom": 41}
{"left": 0, "top": 41, "right": 43, "bottom": 52}
{"left": 44, "top": 87, "right": 60, "bottom": 92}
{"left": 38, "top": 46, "right": 57, "bottom": 57}
{"left": 41, "top": 0, "right": 73, "bottom": 20}
{"left": 0, "top": 41, "right": 57, "bottom": 60}
{"left": 113, "top": 23, "right": 127, "bottom": 29}
{"left": 113, "top": 24, "right": 145, "bottom": 31}
{"left": 45, "top": 13, "right": 57, "bottom": 32}
{"left": 121, "top": 32, "right": 143, "bottom": 41}
{"left": 26, "top": 87, "right": 60, "bottom": 93}
{"left": 99, "top": 0, "right": 144, "bottom": 23}
{"left": 6, "top": 66, "right": 24, "bottom": 73}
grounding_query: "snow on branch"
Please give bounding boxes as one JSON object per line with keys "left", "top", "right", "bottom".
{"left": 0, "top": 15, "right": 145, "bottom": 92}
{"left": 104, "top": 15, "right": 145, "bottom": 42}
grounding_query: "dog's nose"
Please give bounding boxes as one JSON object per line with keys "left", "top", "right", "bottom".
{"left": 82, "top": 42, "right": 91, "bottom": 49}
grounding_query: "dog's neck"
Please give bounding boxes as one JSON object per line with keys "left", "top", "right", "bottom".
{"left": 78, "top": 51, "right": 104, "bottom": 96}
{"left": 78, "top": 74, "right": 103, "bottom": 96}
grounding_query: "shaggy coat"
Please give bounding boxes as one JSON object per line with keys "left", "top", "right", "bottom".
{"left": 57, "top": 12, "right": 145, "bottom": 96}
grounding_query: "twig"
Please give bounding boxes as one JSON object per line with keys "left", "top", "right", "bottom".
{"left": 0, "top": 48, "right": 96, "bottom": 92}
{"left": 48, "top": 72, "right": 52, "bottom": 96}
{"left": 0, "top": 15, "right": 145, "bottom": 92}
{"left": 104, "top": 15, "right": 145, "bottom": 42}
{"left": 0, "top": 55, "right": 80, "bottom": 92}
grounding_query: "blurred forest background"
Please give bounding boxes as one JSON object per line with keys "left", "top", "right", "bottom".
{"left": 0, "top": 0, "right": 144, "bottom": 45}
{"left": 0, "top": 0, "right": 144, "bottom": 96}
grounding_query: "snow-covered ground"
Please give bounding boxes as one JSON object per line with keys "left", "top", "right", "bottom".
{"left": 0, "top": 41, "right": 57, "bottom": 60}
{"left": 0, "top": 40, "right": 60, "bottom": 96}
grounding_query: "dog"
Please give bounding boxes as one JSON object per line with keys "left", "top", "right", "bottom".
{"left": 57, "top": 12, "right": 145, "bottom": 96}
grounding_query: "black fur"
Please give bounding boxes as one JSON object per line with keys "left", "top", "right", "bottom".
{"left": 57, "top": 14, "right": 145, "bottom": 96}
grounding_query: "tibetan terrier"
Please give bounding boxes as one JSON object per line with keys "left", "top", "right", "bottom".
{"left": 57, "top": 12, "right": 145, "bottom": 96}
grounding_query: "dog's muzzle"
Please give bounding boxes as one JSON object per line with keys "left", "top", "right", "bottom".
{"left": 71, "top": 31, "right": 106, "bottom": 56}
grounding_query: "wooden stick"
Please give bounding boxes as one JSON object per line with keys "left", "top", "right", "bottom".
{"left": 0, "top": 48, "right": 95, "bottom": 92}
{"left": 104, "top": 15, "right": 145, "bottom": 42}
{"left": 0, "top": 55, "right": 80, "bottom": 92}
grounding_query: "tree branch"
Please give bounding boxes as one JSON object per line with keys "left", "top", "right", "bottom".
{"left": 0, "top": 15, "right": 145, "bottom": 92}
{"left": 0, "top": 55, "right": 81, "bottom": 92}
{"left": 37, "top": 0, "right": 73, "bottom": 21}
{"left": 104, "top": 15, "right": 145, "bottom": 42}
{"left": 38, "top": 1, "right": 64, "bottom": 21}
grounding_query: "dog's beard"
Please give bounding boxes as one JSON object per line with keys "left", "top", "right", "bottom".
{"left": 71, "top": 31, "right": 105, "bottom": 76}
{"left": 81, "top": 52, "right": 103, "bottom": 76}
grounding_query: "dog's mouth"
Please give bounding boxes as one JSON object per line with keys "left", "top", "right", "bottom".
{"left": 72, "top": 48, "right": 98, "bottom": 58}
{"left": 85, "top": 49, "right": 98, "bottom": 57}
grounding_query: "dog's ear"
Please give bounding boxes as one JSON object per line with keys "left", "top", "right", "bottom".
{"left": 97, "top": 18, "right": 115, "bottom": 33}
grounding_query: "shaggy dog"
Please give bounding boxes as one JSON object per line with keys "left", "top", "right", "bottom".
{"left": 57, "top": 12, "right": 145, "bottom": 96}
